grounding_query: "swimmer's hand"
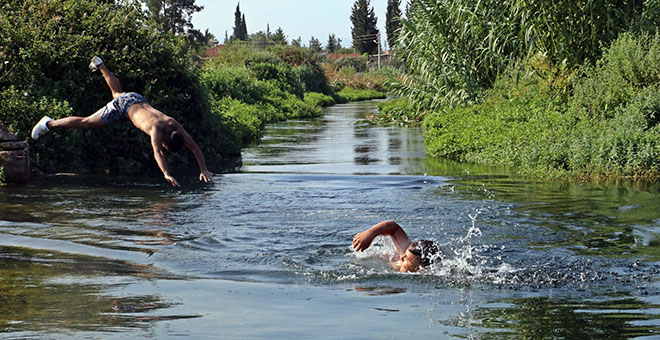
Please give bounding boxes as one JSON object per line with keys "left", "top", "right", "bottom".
{"left": 199, "top": 170, "right": 213, "bottom": 183}
{"left": 165, "top": 174, "right": 181, "bottom": 187}
{"left": 353, "top": 231, "right": 375, "bottom": 252}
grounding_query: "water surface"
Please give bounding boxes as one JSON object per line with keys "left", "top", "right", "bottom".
{"left": 1, "top": 101, "right": 659, "bottom": 339}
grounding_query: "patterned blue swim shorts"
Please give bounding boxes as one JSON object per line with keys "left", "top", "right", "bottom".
{"left": 99, "top": 92, "right": 147, "bottom": 125}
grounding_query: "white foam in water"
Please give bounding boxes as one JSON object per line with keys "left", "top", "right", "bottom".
{"left": 430, "top": 213, "right": 519, "bottom": 285}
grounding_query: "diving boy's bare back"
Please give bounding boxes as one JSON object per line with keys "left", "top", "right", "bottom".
{"left": 31, "top": 56, "right": 212, "bottom": 187}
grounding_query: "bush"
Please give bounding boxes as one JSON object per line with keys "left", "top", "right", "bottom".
{"left": 334, "top": 87, "right": 386, "bottom": 103}
{"left": 304, "top": 92, "right": 335, "bottom": 107}
{"left": 422, "top": 32, "right": 660, "bottom": 179}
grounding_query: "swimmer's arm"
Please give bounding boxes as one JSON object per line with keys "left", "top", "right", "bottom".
{"left": 179, "top": 127, "right": 213, "bottom": 183}
{"left": 353, "top": 220, "right": 412, "bottom": 256}
{"left": 151, "top": 132, "right": 180, "bottom": 187}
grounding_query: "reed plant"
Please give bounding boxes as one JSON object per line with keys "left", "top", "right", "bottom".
{"left": 392, "top": 0, "right": 657, "bottom": 112}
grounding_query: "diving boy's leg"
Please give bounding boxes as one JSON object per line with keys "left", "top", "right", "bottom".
{"left": 30, "top": 111, "right": 103, "bottom": 140}
{"left": 47, "top": 109, "right": 104, "bottom": 130}
{"left": 89, "top": 56, "right": 123, "bottom": 99}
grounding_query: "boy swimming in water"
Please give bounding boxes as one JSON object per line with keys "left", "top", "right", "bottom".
{"left": 352, "top": 220, "right": 439, "bottom": 272}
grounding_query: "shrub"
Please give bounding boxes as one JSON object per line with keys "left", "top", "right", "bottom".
{"left": 304, "top": 92, "right": 335, "bottom": 107}
{"left": 422, "top": 32, "right": 660, "bottom": 179}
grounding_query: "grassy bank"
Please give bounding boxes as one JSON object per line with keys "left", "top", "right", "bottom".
{"left": 423, "top": 33, "right": 660, "bottom": 180}
{"left": 373, "top": 0, "right": 660, "bottom": 180}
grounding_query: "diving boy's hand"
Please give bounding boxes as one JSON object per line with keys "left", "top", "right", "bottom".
{"left": 199, "top": 170, "right": 213, "bottom": 183}
{"left": 353, "top": 231, "right": 375, "bottom": 252}
{"left": 165, "top": 174, "right": 181, "bottom": 187}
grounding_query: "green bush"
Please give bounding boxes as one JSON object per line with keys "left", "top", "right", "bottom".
{"left": 370, "top": 98, "right": 421, "bottom": 126}
{"left": 334, "top": 87, "right": 386, "bottom": 103}
{"left": 393, "top": 0, "right": 658, "bottom": 112}
{"left": 304, "top": 92, "right": 335, "bottom": 107}
{"left": 249, "top": 62, "right": 304, "bottom": 98}
{"left": 422, "top": 32, "right": 660, "bottom": 179}
{"left": 201, "top": 67, "right": 265, "bottom": 104}
{"left": 332, "top": 56, "right": 368, "bottom": 73}
{"left": 295, "top": 65, "right": 331, "bottom": 94}
{"left": 572, "top": 33, "right": 660, "bottom": 119}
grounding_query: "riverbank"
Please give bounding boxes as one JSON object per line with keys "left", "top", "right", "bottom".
{"left": 422, "top": 33, "right": 660, "bottom": 181}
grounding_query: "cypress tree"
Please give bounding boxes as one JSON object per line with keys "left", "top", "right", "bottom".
{"left": 241, "top": 13, "right": 248, "bottom": 39}
{"left": 385, "top": 0, "right": 402, "bottom": 50}
{"left": 350, "top": 0, "right": 378, "bottom": 54}
{"left": 232, "top": 3, "right": 243, "bottom": 40}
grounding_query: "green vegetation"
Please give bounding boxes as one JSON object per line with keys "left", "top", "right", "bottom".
{"left": 377, "top": 0, "right": 660, "bottom": 180}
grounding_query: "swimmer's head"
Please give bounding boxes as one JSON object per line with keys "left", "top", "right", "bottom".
{"left": 400, "top": 240, "right": 439, "bottom": 272}
{"left": 165, "top": 130, "right": 184, "bottom": 152}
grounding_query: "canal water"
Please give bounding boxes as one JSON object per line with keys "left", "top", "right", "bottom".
{"left": 1, "top": 100, "right": 659, "bottom": 339}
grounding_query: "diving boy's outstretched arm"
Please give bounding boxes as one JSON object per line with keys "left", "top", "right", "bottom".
{"left": 352, "top": 220, "right": 412, "bottom": 256}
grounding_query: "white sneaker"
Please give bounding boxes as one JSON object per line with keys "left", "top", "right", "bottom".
{"left": 88, "top": 56, "right": 103, "bottom": 72}
{"left": 31, "top": 116, "right": 52, "bottom": 140}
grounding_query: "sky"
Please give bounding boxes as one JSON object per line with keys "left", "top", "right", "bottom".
{"left": 191, "top": 0, "right": 402, "bottom": 49}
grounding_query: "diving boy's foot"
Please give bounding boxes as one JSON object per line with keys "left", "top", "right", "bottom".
{"left": 88, "top": 56, "right": 103, "bottom": 72}
{"left": 31, "top": 116, "right": 52, "bottom": 140}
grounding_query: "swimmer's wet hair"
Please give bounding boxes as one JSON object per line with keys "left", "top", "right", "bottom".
{"left": 166, "top": 131, "right": 184, "bottom": 152}
{"left": 408, "top": 240, "right": 439, "bottom": 267}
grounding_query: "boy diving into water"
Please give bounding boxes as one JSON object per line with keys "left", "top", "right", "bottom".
{"left": 30, "top": 56, "right": 213, "bottom": 188}
{"left": 353, "top": 220, "right": 440, "bottom": 272}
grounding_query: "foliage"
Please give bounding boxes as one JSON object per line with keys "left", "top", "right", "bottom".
{"left": 304, "top": 92, "right": 336, "bottom": 107}
{"left": 422, "top": 33, "right": 660, "bottom": 179}
{"left": 322, "top": 63, "right": 388, "bottom": 92}
{"left": 142, "top": 0, "right": 202, "bottom": 35}
{"left": 326, "top": 34, "right": 342, "bottom": 53}
{"left": 572, "top": 33, "right": 660, "bottom": 119}
{"left": 308, "top": 36, "right": 323, "bottom": 53}
{"left": 334, "top": 87, "right": 386, "bottom": 103}
{"left": 331, "top": 55, "right": 369, "bottom": 73}
{"left": 350, "top": 0, "right": 379, "bottom": 54}
{"left": 385, "top": 0, "right": 402, "bottom": 50}
{"left": 201, "top": 46, "right": 330, "bottom": 144}
{"left": 0, "top": 0, "right": 240, "bottom": 175}
{"left": 369, "top": 97, "right": 421, "bottom": 126}
{"left": 392, "top": 0, "right": 658, "bottom": 112}
{"left": 232, "top": 2, "right": 248, "bottom": 41}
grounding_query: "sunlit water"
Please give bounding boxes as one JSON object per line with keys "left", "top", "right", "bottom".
{"left": 1, "top": 101, "right": 659, "bottom": 339}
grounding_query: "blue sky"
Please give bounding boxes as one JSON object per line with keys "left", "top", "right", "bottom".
{"left": 191, "top": 0, "right": 401, "bottom": 49}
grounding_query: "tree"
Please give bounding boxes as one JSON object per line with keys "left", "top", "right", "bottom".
{"left": 232, "top": 3, "right": 248, "bottom": 41}
{"left": 270, "top": 27, "right": 287, "bottom": 45}
{"left": 250, "top": 31, "right": 268, "bottom": 49}
{"left": 291, "top": 36, "right": 302, "bottom": 47}
{"left": 350, "top": 0, "right": 379, "bottom": 54}
{"left": 308, "top": 36, "right": 323, "bottom": 53}
{"left": 143, "top": 0, "right": 203, "bottom": 35}
{"left": 327, "top": 33, "right": 339, "bottom": 52}
{"left": 385, "top": 0, "right": 402, "bottom": 50}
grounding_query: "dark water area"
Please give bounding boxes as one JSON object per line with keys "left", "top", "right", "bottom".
{"left": 1, "top": 101, "right": 659, "bottom": 339}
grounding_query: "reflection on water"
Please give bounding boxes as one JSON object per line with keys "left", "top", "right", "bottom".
{"left": 1, "top": 100, "right": 659, "bottom": 338}
{"left": 0, "top": 246, "right": 197, "bottom": 335}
